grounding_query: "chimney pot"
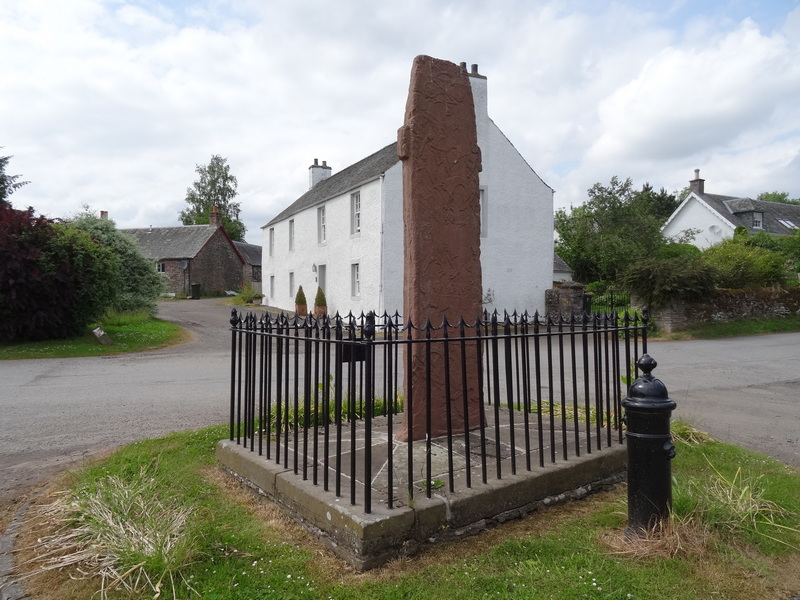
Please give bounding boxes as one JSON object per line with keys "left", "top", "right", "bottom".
{"left": 471, "top": 64, "right": 478, "bottom": 74}
{"left": 689, "top": 168, "right": 705, "bottom": 195}
{"left": 309, "top": 158, "right": 332, "bottom": 189}
{"left": 459, "top": 61, "right": 467, "bottom": 70}
{"left": 100, "top": 210, "right": 108, "bottom": 220}
{"left": 209, "top": 205, "right": 222, "bottom": 227}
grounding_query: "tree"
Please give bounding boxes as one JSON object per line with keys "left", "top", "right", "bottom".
{"left": 757, "top": 191, "right": 800, "bottom": 205}
{"left": 555, "top": 177, "right": 673, "bottom": 283}
{"left": 635, "top": 183, "right": 681, "bottom": 223}
{"left": 179, "top": 155, "right": 246, "bottom": 241}
{"left": 71, "top": 209, "right": 164, "bottom": 314}
{"left": 0, "top": 151, "right": 29, "bottom": 205}
{"left": 1, "top": 203, "right": 121, "bottom": 342}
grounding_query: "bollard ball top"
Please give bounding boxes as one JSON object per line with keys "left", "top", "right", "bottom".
{"left": 636, "top": 353, "right": 657, "bottom": 375}
{"left": 623, "top": 354, "right": 676, "bottom": 410}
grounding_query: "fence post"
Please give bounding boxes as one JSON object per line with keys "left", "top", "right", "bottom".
{"left": 622, "top": 354, "right": 676, "bottom": 535}
{"left": 229, "top": 308, "right": 239, "bottom": 441}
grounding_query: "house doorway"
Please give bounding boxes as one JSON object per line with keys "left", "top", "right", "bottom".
{"left": 317, "top": 264, "right": 326, "bottom": 295}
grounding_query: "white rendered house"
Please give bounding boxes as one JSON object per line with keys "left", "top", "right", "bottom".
{"left": 261, "top": 64, "right": 554, "bottom": 318}
{"left": 662, "top": 169, "right": 800, "bottom": 249}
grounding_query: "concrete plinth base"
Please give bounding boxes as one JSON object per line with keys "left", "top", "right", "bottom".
{"left": 216, "top": 438, "right": 625, "bottom": 571}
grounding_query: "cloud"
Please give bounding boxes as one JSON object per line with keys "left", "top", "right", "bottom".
{"left": 588, "top": 19, "right": 800, "bottom": 165}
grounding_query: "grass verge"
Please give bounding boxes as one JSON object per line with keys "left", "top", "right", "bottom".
{"left": 0, "top": 310, "right": 188, "bottom": 359}
{"left": 656, "top": 315, "right": 800, "bottom": 340}
{"left": 9, "top": 422, "right": 800, "bottom": 600}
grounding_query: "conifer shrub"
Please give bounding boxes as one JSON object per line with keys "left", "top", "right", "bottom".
{"left": 314, "top": 286, "right": 326, "bottom": 308}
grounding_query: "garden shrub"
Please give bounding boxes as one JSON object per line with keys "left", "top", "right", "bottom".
{"left": 71, "top": 211, "right": 163, "bottom": 314}
{"left": 656, "top": 242, "right": 702, "bottom": 261}
{"left": 0, "top": 204, "right": 121, "bottom": 342}
{"left": 702, "top": 240, "right": 791, "bottom": 289}
{"left": 314, "top": 286, "right": 326, "bottom": 308}
{"left": 295, "top": 285, "right": 306, "bottom": 307}
{"left": 622, "top": 256, "right": 716, "bottom": 308}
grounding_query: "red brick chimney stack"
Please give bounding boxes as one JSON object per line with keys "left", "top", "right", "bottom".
{"left": 209, "top": 205, "right": 222, "bottom": 227}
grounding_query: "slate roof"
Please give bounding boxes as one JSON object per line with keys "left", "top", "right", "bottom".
{"left": 696, "top": 193, "right": 800, "bottom": 236}
{"left": 121, "top": 225, "right": 220, "bottom": 260}
{"left": 233, "top": 241, "right": 262, "bottom": 266}
{"left": 264, "top": 142, "right": 400, "bottom": 228}
{"left": 553, "top": 253, "right": 572, "bottom": 274}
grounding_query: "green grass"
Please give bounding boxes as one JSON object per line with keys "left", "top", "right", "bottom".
{"left": 0, "top": 310, "right": 185, "bottom": 359}
{"left": 13, "top": 422, "right": 800, "bottom": 600}
{"left": 658, "top": 315, "right": 800, "bottom": 340}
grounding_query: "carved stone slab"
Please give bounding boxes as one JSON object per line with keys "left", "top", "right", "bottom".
{"left": 397, "top": 55, "right": 484, "bottom": 441}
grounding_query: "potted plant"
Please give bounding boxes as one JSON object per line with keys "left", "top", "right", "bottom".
{"left": 314, "top": 286, "right": 327, "bottom": 317}
{"left": 295, "top": 285, "right": 307, "bottom": 317}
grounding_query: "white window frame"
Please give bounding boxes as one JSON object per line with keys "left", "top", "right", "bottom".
{"left": 753, "top": 212, "right": 763, "bottom": 229}
{"left": 778, "top": 218, "right": 798, "bottom": 230}
{"left": 288, "top": 219, "right": 295, "bottom": 251}
{"left": 317, "top": 206, "right": 326, "bottom": 243}
{"left": 351, "top": 191, "right": 361, "bottom": 235}
{"left": 351, "top": 262, "right": 360, "bottom": 298}
{"left": 156, "top": 262, "right": 166, "bottom": 273}
{"left": 268, "top": 228, "right": 274, "bottom": 257}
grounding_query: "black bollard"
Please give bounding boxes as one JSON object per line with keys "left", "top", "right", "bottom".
{"left": 622, "top": 354, "right": 676, "bottom": 535}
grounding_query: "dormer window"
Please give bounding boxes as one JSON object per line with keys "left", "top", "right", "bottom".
{"left": 752, "top": 212, "right": 763, "bottom": 229}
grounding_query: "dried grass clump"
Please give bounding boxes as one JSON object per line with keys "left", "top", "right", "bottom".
{"left": 10, "top": 465, "right": 197, "bottom": 599}
{"left": 671, "top": 422, "right": 712, "bottom": 446}
{"left": 601, "top": 519, "right": 710, "bottom": 560}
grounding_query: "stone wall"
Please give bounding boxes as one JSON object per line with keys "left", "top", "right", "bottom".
{"left": 651, "top": 288, "right": 800, "bottom": 333}
{"left": 544, "top": 281, "right": 585, "bottom": 316}
{"left": 190, "top": 230, "right": 245, "bottom": 294}
{"left": 161, "top": 259, "right": 188, "bottom": 294}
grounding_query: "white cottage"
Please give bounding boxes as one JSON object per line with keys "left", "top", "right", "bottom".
{"left": 662, "top": 169, "right": 800, "bottom": 249}
{"left": 261, "top": 64, "right": 554, "bottom": 317}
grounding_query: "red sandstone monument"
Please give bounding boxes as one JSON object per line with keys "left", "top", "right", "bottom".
{"left": 397, "top": 55, "right": 485, "bottom": 442}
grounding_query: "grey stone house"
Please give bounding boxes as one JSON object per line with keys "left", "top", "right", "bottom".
{"left": 122, "top": 210, "right": 246, "bottom": 295}
{"left": 233, "top": 241, "right": 263, "bottom": 294}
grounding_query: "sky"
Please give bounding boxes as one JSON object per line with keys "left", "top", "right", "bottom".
{"left": 2, "top": 0, "right": 799, "bottom": 245}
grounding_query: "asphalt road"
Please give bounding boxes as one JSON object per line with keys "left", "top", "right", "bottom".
{"left": 1, "top": 300, "right": 798, "bottom": 504}
{"left": 0, "top": 299, "right": 258, "bottom": 502}
{"left": 648, "top": 333, "right": 800, "bottom": 468}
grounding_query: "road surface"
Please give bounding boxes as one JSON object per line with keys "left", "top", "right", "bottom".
{"left": 1, "top": 300, "right": 798, "bottom": 505}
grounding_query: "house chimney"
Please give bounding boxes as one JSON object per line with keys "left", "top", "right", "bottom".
{"left": 100, "top": 210, "right": 108, "bottom": 220}
{"left": 464, "top": 61, "right": 487, "bottom": 122}
{"left": 689, "top": 168, "right": 705, "bottom": 195}
{"left": 308, "top": 158, "right": 332, "bottom": 189}
{"left": 209, "top": 205, "right": 222, "bottom": 227}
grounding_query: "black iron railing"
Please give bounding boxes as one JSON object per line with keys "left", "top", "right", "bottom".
{"left": 228, "top": 310, "right": 648, "bottom": 514}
